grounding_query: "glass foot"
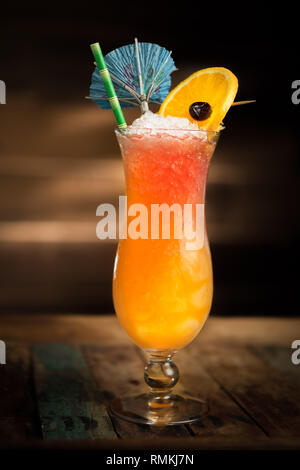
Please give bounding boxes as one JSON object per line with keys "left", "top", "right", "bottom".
{"left": 110, "top": 393, "right": 208, "bottom": 426}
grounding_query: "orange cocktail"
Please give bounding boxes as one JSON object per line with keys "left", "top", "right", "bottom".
{"left": 89, "top": 39, "right": 240, "bottom": 424}
{"left": 113, "top": 127, "right": 218, "bottom": 351}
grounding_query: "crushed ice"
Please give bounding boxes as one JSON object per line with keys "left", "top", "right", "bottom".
{"left": 127, "top": 111, "right": 206, "bottom": 138}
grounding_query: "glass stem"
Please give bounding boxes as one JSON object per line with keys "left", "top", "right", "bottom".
{"left": 144, "top": 351, "right": 179, "bottom": 408}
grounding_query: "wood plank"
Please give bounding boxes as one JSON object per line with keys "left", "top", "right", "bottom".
{"left": 1, "top": 436, "right": 300, "bottom": 451}
{"left": 190, "top": 341, "right": 300, "bottom": 437}
{"left": 0, "top": 342, "right": 40, "bottom": 439}
{"left": 33, "top": 343, "right": 116, "bottom": 440}
{"left": 1, "top": 315, "right": 300, "bottom": 346}
{"left": 83, "top": 344, "right": 191, "bottom": 439}
{"left": 1, "top": 314, "right": 129, "bottom": 346}
{"left": 251, "top": 345, "right": 300, "bottom": 388}
{"left": 176, "top": 348, "right": 267, "bottom": 439}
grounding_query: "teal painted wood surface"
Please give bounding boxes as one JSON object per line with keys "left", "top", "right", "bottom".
{"left": 0, "top": 343, "right": 40, "bottom": 439}
{"left": 33, "top": 344, "right": 117, "bottom": 440}
{"left": 1, "top": 314, "right": 300, "bottom": 446}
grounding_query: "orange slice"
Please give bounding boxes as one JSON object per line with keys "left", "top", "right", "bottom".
{"left": 159, "top": 67, "right": 238, "bottom": 130}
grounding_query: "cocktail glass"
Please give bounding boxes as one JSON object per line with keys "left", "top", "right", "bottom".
{"left": 110, "top": 126, "right": 220, "bottom": 425}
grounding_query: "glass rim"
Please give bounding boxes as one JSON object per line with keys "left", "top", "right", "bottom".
{"left": 115, "top": 126, "right": 224, "bottom": 135}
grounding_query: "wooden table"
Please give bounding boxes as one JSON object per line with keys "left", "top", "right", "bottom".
{"left": 1, "top": 315, "right": 300, "bottom": 450}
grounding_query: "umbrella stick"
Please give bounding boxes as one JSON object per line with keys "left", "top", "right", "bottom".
{"left": 135, "top": 38, "right": 148, "bottom": 113}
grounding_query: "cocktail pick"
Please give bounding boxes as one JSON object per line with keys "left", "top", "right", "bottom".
{"left": 88, "top": 39, "right": 177, "bottom": 113}
{"left": 232, "top": 100, "right": 256, "bottom": 106}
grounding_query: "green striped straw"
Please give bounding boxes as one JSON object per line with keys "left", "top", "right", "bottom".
{"left": 90, "top": 42, "right": 127, "bottom": 130}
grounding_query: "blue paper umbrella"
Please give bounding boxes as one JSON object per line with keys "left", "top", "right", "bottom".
{"left": 88, "top": 39, "right": 177, "bottom": 112}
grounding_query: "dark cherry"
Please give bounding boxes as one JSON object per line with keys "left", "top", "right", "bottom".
{"left": 189, "top": 102, "right": 212, "bottom": 121}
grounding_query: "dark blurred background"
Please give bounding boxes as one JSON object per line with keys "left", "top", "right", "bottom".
{"left": 0, "top": 4, "right": 298, "bottom": 316}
